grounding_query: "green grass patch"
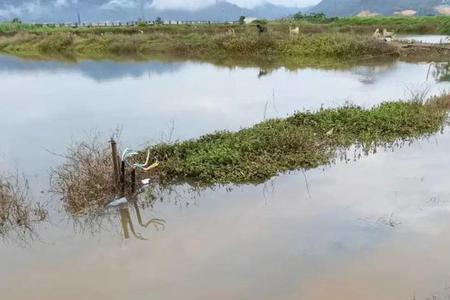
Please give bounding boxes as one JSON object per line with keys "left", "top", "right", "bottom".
{"left": 142, "top": 95, "right": 450, "bottom": 185}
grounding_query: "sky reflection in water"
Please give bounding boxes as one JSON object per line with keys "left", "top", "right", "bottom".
{"left": 0, "top": 55, "right": 450, "bottom": 299}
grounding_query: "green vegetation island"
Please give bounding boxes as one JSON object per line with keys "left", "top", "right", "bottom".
{"left": 53, "top": 94, "right": 450, "bottom": 213}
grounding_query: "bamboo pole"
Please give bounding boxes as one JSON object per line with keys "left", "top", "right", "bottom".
{"left": 131, "top": 168, "right": 136, "bottom": 194}
{"left": 121, "top": 160, "right": 126, "bottom": 197}
{"left": 110, "top": 139, "right": 119, "bottom": 190}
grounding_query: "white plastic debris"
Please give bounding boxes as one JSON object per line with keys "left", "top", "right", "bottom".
{"left": 106, "top": 197, "right": 128, "bottom": 208}
{"left": 141, "top": 178, "right": 150, "bottom": 185}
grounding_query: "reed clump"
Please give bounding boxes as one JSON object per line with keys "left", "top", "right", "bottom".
{"left": 50, "top": 137, "right": 115, "bottom": 215}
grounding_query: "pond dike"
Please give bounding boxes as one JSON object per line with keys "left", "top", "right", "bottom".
{"left": 396, "top": 41, "right": 450, "bottom": 58}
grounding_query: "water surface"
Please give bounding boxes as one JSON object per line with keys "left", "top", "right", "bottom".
{"left": 1, "top": 55, "right": 449, "bottom": 181}
{"left": 1, "top": 55, "right": 450, "bottom": 300}
{"left": 398, "top": 34, "right": 450, "bottom": 44}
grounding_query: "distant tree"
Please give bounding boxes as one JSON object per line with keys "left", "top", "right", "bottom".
{"left": 155, "top": 17, "right": 163, "bottom": 25}
{"left": 238, "top": 16, "right": 246, "bottom": 25}
{"left": 251, "top": 19, "right": 268, "bottom": 25}
{"left": 11, "top": 17, "right": 22, "bottom": 24}
{"left": 292, "top": 12, "right": 336, "bottom": 24}
{"left": 137, "top": 19, "right": 147, "bottom": 27}
{"left": 293, "top": 12, "right": 304, "bottom": 19}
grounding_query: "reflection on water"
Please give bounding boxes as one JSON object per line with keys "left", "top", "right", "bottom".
{"left": 0, "top": 55, "right": 185, "bottom": 82}
{"left": 2, "top": 56, "right": 450, "bottom": 299}
{"left": 432, "top": 62, "right": 450, "bottom": 82}
{"left": 119, "top": 200, "right": 166, "bottom": 240}
{"left": 398, "top": 35, "right": 450, "bottom": 44}
{"left": 2, "top": 128, "right": 450, "bottom": 299}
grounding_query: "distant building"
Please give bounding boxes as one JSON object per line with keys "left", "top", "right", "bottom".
{"left": 244, "top": 17, "right": 257, "bottom": 24}
{"left": 394, "top": 10, "right": 417, "bottom": 16}
{"left": 435, "top": 5, "right": 450, "bottom": 15}
{"left": 357, "top": 10, "right": 380, "bottom": 17}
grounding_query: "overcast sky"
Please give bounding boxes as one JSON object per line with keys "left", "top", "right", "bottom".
{"left": 149, "top": 0, "right": 321, "bottom": 10}
{"left": 0, "top": 0, "right": 321, "bottom": 20}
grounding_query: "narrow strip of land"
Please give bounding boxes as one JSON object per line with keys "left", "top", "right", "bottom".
{"left": 52, "top": 95, "right": 450, "bottom": 214}
{"left": 142, "top": 95, "right": 450, "bottom": 185}
{"left": 1, "top": 17, "right": 449, "bottom": 61}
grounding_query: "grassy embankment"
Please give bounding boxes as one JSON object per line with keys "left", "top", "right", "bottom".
{"left": 0, "top": 23, "right": 397, "bottom": 60}
{"left": 53, "top": 95, "right": 450, "bottom": 213}
{"left": 331, "top": 16, "right": 450, "bottom": 34}
{"left": 0, "top": 16, "right": 449, "bottom": 61}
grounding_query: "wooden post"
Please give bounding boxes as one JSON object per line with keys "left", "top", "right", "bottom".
{"left": 110, "top": 139, "right": 119, "bottom": 190}
{"left": 131, "top": 168, "right": 136, "bottom": 194}
{"left": 121, "top": 160, "right": 126, "bottom": 197}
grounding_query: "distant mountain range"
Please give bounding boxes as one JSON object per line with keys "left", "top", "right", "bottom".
{"left": 0, "top": 0, "right": 309, "bottom": 23}
{"left": 309, "top": 0, "right": 450, "bottom": 16}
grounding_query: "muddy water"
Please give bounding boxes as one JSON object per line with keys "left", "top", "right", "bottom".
{"left": 1, "top": 55, "right": 450, "bottom": 299}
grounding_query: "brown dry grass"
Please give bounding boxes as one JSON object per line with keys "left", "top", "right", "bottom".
{"left": 0, "top": 174, "right": 47, "bottom": 237}
{"left": 50, "top": 137, "right": 116, "bottom": 215}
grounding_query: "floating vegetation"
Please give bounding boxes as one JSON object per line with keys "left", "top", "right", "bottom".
{"left": 0, "top": 174, "right": 47, "bottom": 239}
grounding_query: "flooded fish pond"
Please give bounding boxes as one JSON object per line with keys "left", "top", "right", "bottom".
{"left": 1, "top": 54, "right": 450, "bottom": 299}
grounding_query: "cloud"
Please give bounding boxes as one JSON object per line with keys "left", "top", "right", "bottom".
{"left": 0, "top": 0, "right": 320, "bottom": 20}
{"left": 100, "top": 0, "right": 138, "bottom": 10}
{"left": 149, "top": 0, "right": 215, "bottom": 11}
{"left": 0, "top": 1, "right": 48, "bottom": 19}
{"left": 54, "top": 0, "right": 78, "bottom": 8}
{"left": 149, "top": 0, "right": 319, "bottom": 11}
